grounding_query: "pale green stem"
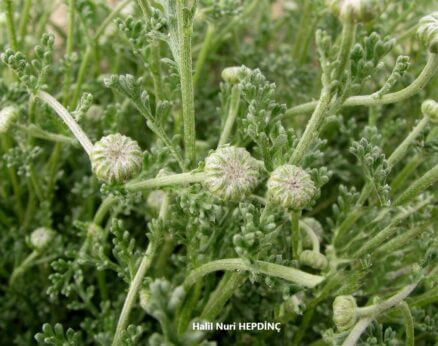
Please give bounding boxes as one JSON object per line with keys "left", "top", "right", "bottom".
{"left": 291, "top": 1, "right": 312, "bottom": 62}
{"left": 343, "top": 282, "right": 419, "bottom": 346}
{"left": 291, "top": 210, "right": 302, "bottom": 259}
{"left": 37, "top": 91, "right": 93, "bottom": 155}
{"left": 112, "top": 239, "right": 158, "bottom": 346}
{"left": 218, "top": 84, "right": 241, "bottom": 147}
{"left": 95, "top": 0, "right": 133, "bottom": 39}
{"left": 17, "top": 124, "right": 78, "bottom": 146}
{"left": 398, "top": 301, "right": 414, "bottom": 346}
{"left": 354, "top": 197, "right": 430, "bottom": 258}
{"left": 183, "top": 258, "right": 324, "bottom": 289}
{"left": 391, "top": 154, "right": 422, "bottom": 193}
{"left": 18, "top": 0, "right": 32, "bottom": 47}
{"left": 93, "top": 195, "right": 119, "bottom": 225}
{"left": 394, "top": 163, "right": 438, "bottom": 205}
{"left": 285, "top": 54, "right": 438, "bottom": 116}
{"left": 375, "top": 224, "right": 429, "bottom": 256}
{"left": 290, "top": 90, "right": 332, "bottom": 164}
{"left": 200, "top": 272, "right": 246, "bottom": 321}
{"left": 62, "top": 0, "right": 75, "bottom": 104}
{"left": 9, "top": 250, "right": 39, "bottom": 285}
{"left": 300, "top": 221, "right": 320, "bottom": 252}
{"left": 334, "top": 20, "right": 356, "bottom": 81}
{"left": 125, "top": 172, "right": 205, "bottom": 192}
{"left": 4, "top": 0, "right": 18, "bottom": 51}
{"left": 176, "top": 0, "right": 196, "bottom": 165}
{"left": 193, "top": 22, "right": 215, "bottom": 89}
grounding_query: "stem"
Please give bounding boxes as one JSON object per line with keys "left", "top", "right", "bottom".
{"left": 375, "top": 224, "right": 428, "bottom": 256}
{"left": 300, "top": 221, "right": 320, "bottom": 252}
{"left": 9, "top": 251, "right": 39, "bottom": 285}
{"left": 125, "top": 172, "right": 205, "bottom": 192}
{"left": 184, "top": 258, "right": 324, "bottom": 289}
{"left": 218, "top": 85, "right": 241, "bottom": 147}
{"left": 37, "top": 91, "right": 94, "bottom": 155}
{"left": 291, "top": 210, "right": 302, "bottom": 259}
{"left": 176, "top": 0, "right": 196, "bottom": 165}
{"left": 394, "top": 164, "right": 438, "bottom": 205}
{"left": 4, "top": 0, "right": 18, "bottom": 51}
{"left": 398, "top": 301, "right": 414, "bottom": 346}
{"left": 391, "top": 154, "right": 422, "bottom": 193}
{"left": 342, "top": 317, "right": 373, "bottom": 346}
{"left": 200, "top": 272, "right": 246, "bottom": 321}
{"left": 291, "top": 1, "right": 312, "bottom": 62}
{"left": 290, "top": 90, "right": 332, "bottom": 164}
{"left": 62, "top": 0, "right": 75, "bottom": 104}
{"left": 93, "top": 195, "right": 119, "bottom": 225}
{"left": 17, "top": 124, "right": 78, "bottom": 146}
{"left": 285, "top": 53, "right": 438, "bottom": 116}
{"left": 334, "top": 20, "right": 356, "bottom": 81}
{"left": 112, "top": 239, "right": 158, "bottom": 346}
{"left": 193, "top": 22, "right": 215, "bottom": 88}
{"left": 18, "top": 0, "right": 32, "bottom": 48}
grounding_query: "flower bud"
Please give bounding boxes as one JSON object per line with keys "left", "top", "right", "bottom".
{"left": 30, "top": 227, "right": 56, "bottom": 251}
{"left": 91, "top": 133, "right": 143, "bottom": 184}
{"left": 203, "top": 146, "right": 261, "bottom": 201}
{"left": 299, "top": 250, "right": 328, "bottom": 270}
{"left": 221, "top": 66, "right": 242, "bottom": 84}
{"left": 0, "top": 106, "right": 18, "bottom": 134}
{"left": 327, "top": 0, "right": 381, "bottom": 23}
{"left": 333, "top": 295, "right": 357, "bottom": 331}
{"left": 421, "top": 99, "right": 438, "bottom": 123}
{"left": 267, "top": 165, "right": 316, "bottom": 210}
{"left": 418, "top": 12, "right": 438, "bottom": 53}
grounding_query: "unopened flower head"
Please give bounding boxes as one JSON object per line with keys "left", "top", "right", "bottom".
{"left": 203, "top": 146, "right": 261, "bottom": 201}
{"left": 91, "top": 133, "right": 143, "bottom": 184}
{"left": 421, "top": 99, "right": 438, "bottom": 123}
{"left": 0, "top": 106, "right": 18, "bottom": 134}
{"left": 299, "top": 250, "right": 328, "bottom": 270}
{"left": 267, "top": 165, "right": 316, "bottom": 210}
{"left": 333, "top": 295, "right": 357, "bottom": 331}
{"left": 418, "top": 12, "right": 438, "bottom": 53}
{"left": 327, "top": 0, "right": 381, "bottom": 23}
{"left": 30, "top": 227, "right": 56, "bottom": 251}
{"left": 221, "top": 66, "right": 242, "bottom": 84}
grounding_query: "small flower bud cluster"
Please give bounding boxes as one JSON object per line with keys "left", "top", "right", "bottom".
{"left": 221, "top": 66, "right": 242, "bottom": 84}
{"left": 422, "top": 99, "right": 438, "bottom": 123}
{"left": 203, "top": 146, "right": 262, "bottom": 201}
{"left": 91, "top": 133, "right": 143, "bottom": 184}
{"left": 30, "top": 227, "right": 56, "bottom": 252}
{"left": 266, "top": 165, "right": 316, "bottom": 210}
{"left": 332, "top": 295, "right": 358, "bottom": 331}
{"left": 0, "top": 106, "right": 18, "bottom": 134}
{"left": 418, "top": 12, "right": 438, "bottom": 53}
{"left": 327, "top": 0, "right": 381, "bottom": 23}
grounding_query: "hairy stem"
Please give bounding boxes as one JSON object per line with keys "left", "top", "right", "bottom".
{"left": 218, "top": 84, "right": 241, "bottom": 147}
{"left": 286, "top": 53, "right": 438, "bottom": 116}
{"left": 398, "top": 301, "right": 414, "bottom": 346}
{"left": 176, "top": 0, "right": 196, "bottom": 165}
{"left": 4, "top": 0, "right": 18, "bottom": 51}
{"left": 291, "top": 210, "right": 302, "bottom": 259}
{"left": 184, "top": 258, "right": 324, "bottom": 289}
{"left": 9, "top": 251, "right": 39, "bottom": 285}
{"left": 18, "top": 0, "right": 32, "bottom": 48}
{"left": 37, "top": 91, "right": 94, "bottom": 155}
{"left": 193, "top": 22, "right": 215, "bottom": 89}
{"left": 125, "top": 172, "right": 205, "bottom": 191}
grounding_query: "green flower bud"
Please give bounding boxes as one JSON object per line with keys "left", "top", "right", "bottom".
{"left": 327, "top": 0, "right": 381, "bottom": 23}
{"left": 418, "top": 12, "right": 438, "bottom": 53}
{"left": 0, "top": 106, "right": 18, "bottom": 134}
{"left": 333, "top": 295, "right": 358, "bottom": 331}
{"left": 421, "top": 99, "right": 438, "bottom": 123}
{"left": 267, "top": 165, "right": 316, "bottom": 210}
{"left": 91, "top": 133, "right": 143, "bottom": 184}
{"left": 30, "top": 227, "right": 56, "bottom": 251}
{"left": 299, "top": 250, "right": 328, "bottom": 270}
{"left": 203, "top": 146, "right": 261, "bottom": 201}
{"left": 221, "top": 66, "right": 242, "bottom": 84}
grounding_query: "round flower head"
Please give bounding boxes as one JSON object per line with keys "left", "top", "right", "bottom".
{"left": 327, "top": 0, "right": 381, "bottom": 23}
{"left": 418, "top": 12, "right": 438, "bottom": 53}
{"left": 91, "top": 133, "right": 143, "bottom": 184}
{"left": 299, "top": 250, "right": 328, "bottom": 270}
{"left": 203, "top": 146, "right": 261, "bottom": 201}
{"left": 267, "top": 165, "right": 316, "bottom": 210}
{"left": 0, "top": 106, "right": 18, "bottom": 134}
{"left": 422, "top": 99, "right": 438, "bottom": 123}
{"left": 30, "top": 227, "right": 56, "bottom": 252}
{"left": 221, "top": 66, "right": 242, "bottom": 84}
{"left": 333, "top": 295, "right": 357, "bottom": 331}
